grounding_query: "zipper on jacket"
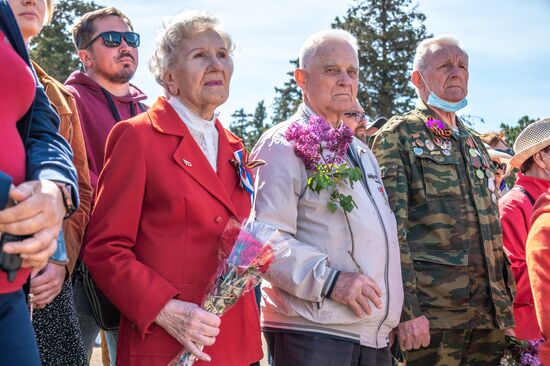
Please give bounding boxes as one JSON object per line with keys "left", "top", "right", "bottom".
{"left": 347, "top": 145, "right": 390, "bottom": 348}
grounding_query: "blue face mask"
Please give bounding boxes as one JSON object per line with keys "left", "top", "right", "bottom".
{"left": 420, "top": 73, "right": 468, "bottom": 113}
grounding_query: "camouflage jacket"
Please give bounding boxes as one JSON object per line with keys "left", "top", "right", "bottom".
{"left": 371, "top": 100, "right": 515, "bottom": 329}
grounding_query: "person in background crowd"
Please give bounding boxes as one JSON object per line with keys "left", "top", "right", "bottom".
{"left": 481, "top": 132, "right": 514, "bottom": 156}
{"left": 0, "top": 1, "right": 78, "bottom": 364}
{"left": 343, "top": 99, "right": 368, "bottom": 143}
{"left": 526, "top": 187, "right": 550, "bottom": 365}
{"left": 64, "top": 6, "right": 147, "bottom": 364}
{"left": 482, "top": 132, "right": 514, "bottom": 194}
{"left": 366, "top": 116, "right": 387, "bottom": 137}
{"left": 251, "top": 29, "right": 403, "bottom": 366}
{"left": 485, "top": 145, "right": 512, "bottom": 196}
{"left": 8, "top": 0, "right": 92, "bottom": 363}
{"left": 371, "top": 35, "right": 515, "bottom": 365}
{"left": 83, "top": 11, "right": 262, "bottom": 365}
{"left": 499, "top": 118, "right": 550, "bottom": 340}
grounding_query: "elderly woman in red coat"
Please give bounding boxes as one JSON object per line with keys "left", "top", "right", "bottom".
{"left": 83, "top": 11, "right": 262, "bottom": 366}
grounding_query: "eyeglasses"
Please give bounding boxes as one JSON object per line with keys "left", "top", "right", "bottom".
{"left": 83, "top": 31, "right": 140, "bottom": 49}
{"left": 344, "top": 111, "right": 367, "bottom": 123}
{"left": 492, "top": 160, "right": 507, "bottom": 171}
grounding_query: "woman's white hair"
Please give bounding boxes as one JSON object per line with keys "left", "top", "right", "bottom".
{"left": 412, "top": 35, "right": 468, "bottom": 72}
{"left": 299, "top": 29, "right": 359, "bottom": 69}
{"left": 149, "top": 10, "right": 234, "bottom": 93}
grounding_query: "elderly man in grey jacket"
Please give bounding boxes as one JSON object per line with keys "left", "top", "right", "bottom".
{"left": 250, "top": 29, "right": 403, "bottom": 366}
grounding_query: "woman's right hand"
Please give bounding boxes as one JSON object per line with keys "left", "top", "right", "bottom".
{"left": 155, "top": 299, "right": 221, "bottom": 362}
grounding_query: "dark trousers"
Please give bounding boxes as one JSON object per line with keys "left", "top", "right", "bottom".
{"left": 265, "top": 331, "right": 391, "bottom": 366}
{"left": 0, "top": 289, "right": 41, "bottom": 366}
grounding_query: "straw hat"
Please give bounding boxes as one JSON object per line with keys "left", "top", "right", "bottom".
{"left": 509, "top": 118, "right": 550, "bottom": 169}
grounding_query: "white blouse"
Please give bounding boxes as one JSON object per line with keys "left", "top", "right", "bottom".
{"left": 168, "top": 97, "right": 219, "bottom": 172}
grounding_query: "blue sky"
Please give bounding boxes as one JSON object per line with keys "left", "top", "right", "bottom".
{"left": 99, "top": 0, "right": 550, "bottom": 132}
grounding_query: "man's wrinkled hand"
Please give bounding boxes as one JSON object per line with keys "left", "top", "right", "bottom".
{"left": 397, "top": 315, "right": 431, "bottom": 351}
{"left": 329, "top": 272, "right": 382, "bottom": 317}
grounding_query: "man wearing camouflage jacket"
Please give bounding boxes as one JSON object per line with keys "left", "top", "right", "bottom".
{"left": 371, "top": 35, "right": 515, "bottom": 365}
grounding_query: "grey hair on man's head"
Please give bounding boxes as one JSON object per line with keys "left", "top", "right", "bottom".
{"left": 299, "top": 29, "right": 359, "bottom": 69}
{"left": 412, "top": 35, "right": 468, "bottom": 72}
{"left": 149, "top": 10, "right": 234, "bottom": 93}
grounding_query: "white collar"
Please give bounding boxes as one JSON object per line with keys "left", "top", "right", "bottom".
{"left": 168, "top": 96, "right": 219, "bottom": 133}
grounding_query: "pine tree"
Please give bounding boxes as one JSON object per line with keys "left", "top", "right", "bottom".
{"left": 271, "top": 59, "right": 302, "bottom": 124}
{"left": 500, "top": 115, "right": 538, "bottom": 146}
{"left": 230, "top": 108, "right": 251, "bottom": 146}
{"left": 229, "top": 101, "right": 270, "bottom": 151}
{"left": 30, "top": 0, "right": 100, "bottom": 82}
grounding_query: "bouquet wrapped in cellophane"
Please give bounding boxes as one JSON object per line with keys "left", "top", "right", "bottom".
{"left": 168, "top": 217, "right": 290, "bottom": 366}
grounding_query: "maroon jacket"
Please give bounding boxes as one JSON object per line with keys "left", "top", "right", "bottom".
{"left": 499, "top": 173, "right": 550, "bottom": 340}
{"left": 65, "top": 71, "right": 147, "bottom": 193}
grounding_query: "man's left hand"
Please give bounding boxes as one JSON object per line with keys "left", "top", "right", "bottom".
{"left": 31, "top": 263, "right": 67, "bottom": 308}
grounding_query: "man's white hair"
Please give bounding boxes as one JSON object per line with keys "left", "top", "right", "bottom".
{"left": 412, "top": 35, "right": 468, "bottom": 72}
{"left": 299, "top": 29, "right": 359, "bottom": 69}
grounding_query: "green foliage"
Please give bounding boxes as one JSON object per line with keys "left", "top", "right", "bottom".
{"left": 333, "top": 0, "right": 431, "bottom": 119}
{"left": 271, "top": 59, "right": 302, "bottom": 124}
{"left": 307, "top": 162, "right": 363, "bottom": 213}
{"left": 229, "top": 100, "right": 270, "bottom": 151}
{"left": 500, "top": 115, "right": 537, "bottom": 147}
{"left": 29, "top": 0, "right": 100, "bottom": 82}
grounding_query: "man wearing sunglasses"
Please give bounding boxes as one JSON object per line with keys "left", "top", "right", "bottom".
{"left": 343, "top": 100, "right": 368, "bottom": 144}
{"left": 63, "top": 6, "right": 148, "bottom": 365}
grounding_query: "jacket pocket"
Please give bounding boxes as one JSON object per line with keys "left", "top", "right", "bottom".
{"left": 418, "top": 155, "right": 462, "bottom": 200}
{"left": 412, "top": 249, "right": 470, "bottom": 310}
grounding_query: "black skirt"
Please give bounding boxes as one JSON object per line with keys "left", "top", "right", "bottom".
{"left": 32, "top": 280, "right": 88, "bottom": 366}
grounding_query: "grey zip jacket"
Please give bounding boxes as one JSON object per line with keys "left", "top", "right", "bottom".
{"left": 250, "top": 105, "right": 403, "bottom": 348}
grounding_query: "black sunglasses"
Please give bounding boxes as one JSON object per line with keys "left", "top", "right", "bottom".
{"left": 344, "top": 111, "right": 366, "bottom": 123}
{"left": 492, "top": 160, "right": 507, "bottom": 171}
{"left": 83, "top": 31, "right": 140, "bottom": 49}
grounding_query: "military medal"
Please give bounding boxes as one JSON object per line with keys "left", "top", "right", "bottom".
{"left": 486, "top": 169, "right": 495, "bottom": 179}
{"left": 415, "top": 139, "right": 425, "bottom": 148}
{"left": 476, "top": 169, "right": 485, "bottom": 179}
{"left": 442, "top": 149, "right": 451, "bottom": 156}
{"left": 425, "top": 139, "right": 435, "bottom": 151}
{"left": 488, "top": 178, "right": 496, "bottom": 192}
{"left": 414, "top": 147, "right": 424, "bottom": 156}
{"left": 491, "top": 193, "right": 498, "bottom": 204}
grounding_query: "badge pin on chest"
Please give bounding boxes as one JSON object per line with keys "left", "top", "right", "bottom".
{"left": 182, "top": 159, "right": 192, "bottom": 167}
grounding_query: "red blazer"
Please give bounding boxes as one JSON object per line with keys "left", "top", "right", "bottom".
{"left": 526, "top": 189, "right": 550, "bottom": 364}
{"left": 83, "top": 97, "right": 262, "bottom": 366}
{"left": 499, "top": 173, "right": 550, "bottom": 340}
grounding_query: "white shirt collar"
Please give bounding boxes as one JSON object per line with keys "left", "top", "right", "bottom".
{"left": 168, "top": 96, "right": 219, "bottom": 131}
